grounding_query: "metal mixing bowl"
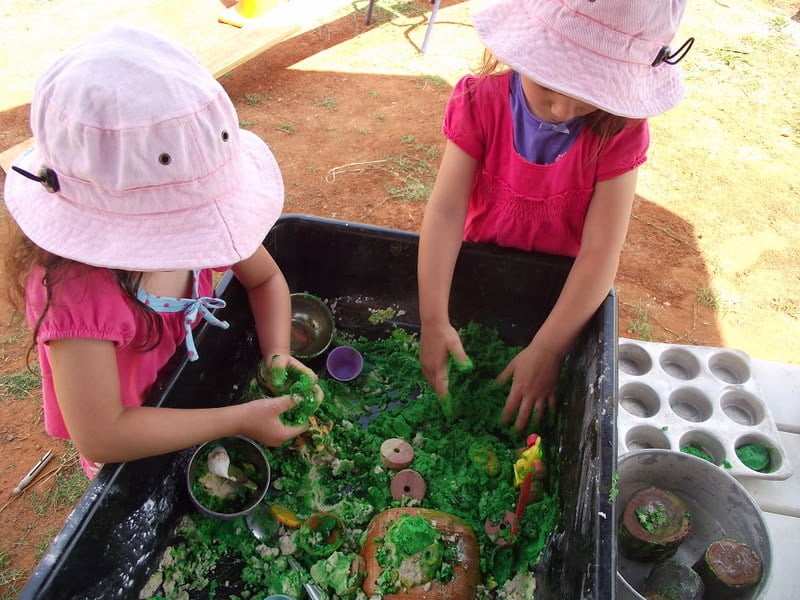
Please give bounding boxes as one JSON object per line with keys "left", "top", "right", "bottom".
{"left": 616, "top": 449, "right": 772, "bottom": 599}
{"left": 186, "top": 435, "right": 270, "bottom": 520}
{"left": 290, "top": 293, "right": 334, "bottom": 359}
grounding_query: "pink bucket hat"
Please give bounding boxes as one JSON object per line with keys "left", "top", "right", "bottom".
{"left": 472, "top": 0, "right": 692, "bottom": 119}
{"left": 4, "top": 25, "right": 283, "bottom": 271}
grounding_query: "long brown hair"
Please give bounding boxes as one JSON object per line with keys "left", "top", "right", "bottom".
{"left": 475, "top": 49, "right": 634, "bottom": 144}
{"left": 3, "top": 219, "right": 164, "bottom": 368}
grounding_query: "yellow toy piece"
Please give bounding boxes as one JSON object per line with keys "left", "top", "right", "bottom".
{"left": 270, "top": 504, "right": 302, "bottom": 527}
{"left": 513, "top": 434, "right": 544, "bottom": 486}
{"left": 219, "top": 0, "right": 278, "bottom": 28}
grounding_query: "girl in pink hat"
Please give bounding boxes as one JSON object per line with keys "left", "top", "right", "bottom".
{"left": 3, "top": 26, "right": 317, "bottom": 478}
{"left": 418, "top": 0, "right": 693, "bottom": 430}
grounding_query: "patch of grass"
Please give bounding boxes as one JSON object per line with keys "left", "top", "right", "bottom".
{"left": 368, "top": 90, "right": 379, "bottom": 98}
{"left": 628, "top": 303, "right": 652, "bottom": 341}
{"left": 769, "top": 297, "right": 799, "bottom": 319}
{"left": 358, "top": 128, "right": 371, "bottom": 134}
{"left": 387, "top": 175, "right": 431, "bottom": 201}
{"left": 767, "top": 16, "right": 789, "bottom": 32}
{"left": 374, "top": 113, "right": 386, "bottom": 121}
{"left": 0, "top": 548, "right": 25, "bottom": 597}
{"left": 360, "top": 4, "right": 394, "bottom": 25}
{"left": 274, "top": 123, "right": 295, "bottom": 134}
{"left": 307, "top": 166, "right": 318, "bottom": 173}
{"left": 317, "top": 97, "right": 337, "bottom": 110}
{"left": 245, "top": 93, "right": 264, "bottom": 106}
{"left": 0, "top": 330, "right": 24, "bottom": 346}
{"left": 697, "top": 286, "right": 720, "bottom": 311}
{"left": 413, "top": 75, "right": 448, "bottom": 90}
{"left": 401, "top": 134, "right": 416, "bottom": 144}
{"left": 0, "top": 325, "right": 27, "bottom": 362}
{"left": 710, "top": 47, "right": 752, "bottom": 69}
{"left": 238, "top": 120, "right": 255, "bottom": 128}
{"left": 28, "top": 451, "right": 85, "bottom": 517}
{"left": 33, "top": 531, "right": 58, "bottom": 561}
{"left": 391, "top": 1, "right": 426, "bottom": 18}
{"left": 0, "top": 365, "right": 41, "bottom": 400}
{"left": 416, "top": 143, "right": 441, "bottom": 160}
{"left": 382, "top": 141, "right": 441, "bottom": 201}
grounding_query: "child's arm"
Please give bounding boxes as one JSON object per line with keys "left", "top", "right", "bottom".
{"left": 232, "top": 246, "right": 317, "bottom": 378}
{"left": 418, "top": 141, "right": 477, "bottom": 396}
{"left": 49, "top": 338, "right": 307, "bottom": 463}
{"left": 498, "top": 168, "right": 639, "bottom": 430}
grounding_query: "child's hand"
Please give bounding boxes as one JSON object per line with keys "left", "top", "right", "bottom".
{"left": 243, "top": 395, "right": 309, "bottom": 446}
{"left": 420, "top": 322, "right": 468, "bottom": 397}
{"left": 265, "top": 353, "right": 317, "bottom": 394}
{"left": 496, "top": 343, "right": 560, "bottom": 431}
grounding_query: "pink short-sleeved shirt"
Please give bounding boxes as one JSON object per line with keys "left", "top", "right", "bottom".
{"left": 444, "top": 72, "right": 650, "bottom": 257}
{"left": 26, "top": 265, "right": 216, "bottom": 462}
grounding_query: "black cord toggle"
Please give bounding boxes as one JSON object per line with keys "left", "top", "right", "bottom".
{"left": 11, "top": 166, "right": 60, "bottom": 193}
{"left": 652, "top": 37, "right": 695, "bottom": 67}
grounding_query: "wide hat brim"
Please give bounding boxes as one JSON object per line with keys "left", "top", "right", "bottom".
{"left": 472, "top": 0, "right": 685, "bottom": 119}
{"left": 5, "top": 130, "right": 283, "bottom": 271}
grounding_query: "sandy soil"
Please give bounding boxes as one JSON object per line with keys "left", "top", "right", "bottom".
{"left": 0, "top": 0, "right": 798, "bottom": 595}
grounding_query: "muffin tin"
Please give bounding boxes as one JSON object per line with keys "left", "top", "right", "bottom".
{"left": 617, "top": 338, "right": 792, "bottom": 481}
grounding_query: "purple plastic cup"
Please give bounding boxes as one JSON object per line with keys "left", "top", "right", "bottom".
{"left": 326, "top": 345, "right": 364, "bottom": 381}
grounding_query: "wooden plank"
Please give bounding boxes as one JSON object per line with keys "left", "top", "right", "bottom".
{"left": 199, "top": 23, "right": 299, "bottom": 78}
{"left": 0, "top": 138, "right": 35, "bottom": 174}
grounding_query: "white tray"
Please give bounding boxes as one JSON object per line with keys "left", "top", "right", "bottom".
{"left": 617, "top": 338, "right": 792, "bottom": 481}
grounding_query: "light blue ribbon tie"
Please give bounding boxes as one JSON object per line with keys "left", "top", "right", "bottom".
{"left": 135, "top": 270, "right": 229, "bottom": 362}
{"left": 181, "top": 297, "right": 230, "bottom": 361}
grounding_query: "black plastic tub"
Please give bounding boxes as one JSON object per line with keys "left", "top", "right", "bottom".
{"left": 20, "top": 215, "right": 618, "bottom": 600}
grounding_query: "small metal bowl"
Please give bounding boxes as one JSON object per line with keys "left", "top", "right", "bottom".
{"left": 186, "top": 435, "right": 270, "bottom": 520}
{"left": 616, "top": 449, "right": 772, "bottom": 600}
{"left": 290, "top": 293, "right": 334, "bottom": 359}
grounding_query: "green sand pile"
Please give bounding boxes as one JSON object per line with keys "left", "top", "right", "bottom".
{"left": 375, "top": 514, "right": 452, "bottom": 593}
{"left": 254, "top": 363, "right": 326, "bottom": 427}
{"left": 145, "top": 323, "right": 561, "bottom": 599}
{"left": 736, "top": 444, "right": 771, "bottom": 472}
{"left": 680, "top": 443, "right": 714, "bottom": 463}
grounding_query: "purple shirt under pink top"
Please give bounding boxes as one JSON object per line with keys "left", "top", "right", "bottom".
{"left": 444, "top": 72, "right": 650, "bottom": 257}
{"left": 26, "top": 265, "right": 219, "bottom": 477}
{"left": 509, "top": 71, "right": 585, "bottom": 165}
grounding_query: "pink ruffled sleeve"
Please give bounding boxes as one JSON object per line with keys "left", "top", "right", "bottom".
{"left": 442, "top": 74, "right": 488, "bottom": 160}
{"left": 26, "top": 266, "right": 138, "bottom": 347}
{"left": 595, "top": 119, "right": 650, "bottom": 182}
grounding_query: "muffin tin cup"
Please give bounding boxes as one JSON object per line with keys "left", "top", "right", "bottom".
{"left": 618, "top": 338, "right": 793, "bottom": 481}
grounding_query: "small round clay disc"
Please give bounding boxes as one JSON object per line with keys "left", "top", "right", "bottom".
{"left": 380, "top": 438, "right": 414, "bottom": 469}
{"left": 390, "top": 468, "right": 426, "bottom": 501}
{"left": 484, "top": 511, "right": 516, "bottom": 547}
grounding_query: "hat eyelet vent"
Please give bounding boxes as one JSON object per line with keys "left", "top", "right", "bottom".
{"left": 221, "top": 130, "right": 229, "bottom": 142}
{"left": 158, "top": 153, "right": 172, "bottom": 165}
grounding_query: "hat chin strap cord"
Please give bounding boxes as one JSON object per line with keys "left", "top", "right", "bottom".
{"left": 11, "top": 165, "right": 60, "bottom": 193}
{"left": 651, "top": 37, "right": 695, "bottom": 67}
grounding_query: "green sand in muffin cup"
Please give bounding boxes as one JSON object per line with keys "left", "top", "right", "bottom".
{"left": 680, "top": 444, "right": 714, "bottom": 463}
{"left": 736, "top": 444, "right": 771, "bottom": 472}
